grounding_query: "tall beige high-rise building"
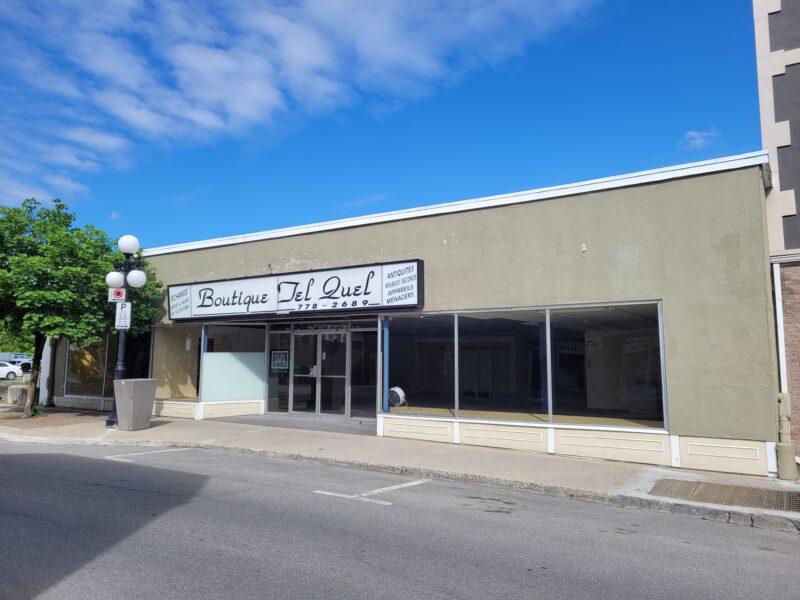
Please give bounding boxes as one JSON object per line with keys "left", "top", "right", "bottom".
{"left": 754, "top": 0, "right": 800, "bottom": 456}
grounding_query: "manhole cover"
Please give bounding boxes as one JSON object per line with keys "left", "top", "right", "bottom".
{"left": 649, "top": 479, "right": 800, "bottom": 512}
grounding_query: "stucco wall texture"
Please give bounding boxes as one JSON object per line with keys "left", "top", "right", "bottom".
{"left": 148, "top": 167, "right": 778, "bottom": 442}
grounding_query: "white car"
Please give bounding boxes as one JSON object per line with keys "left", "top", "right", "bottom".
{"left": 0, "top": 361, "right": 24, "bottom": 380}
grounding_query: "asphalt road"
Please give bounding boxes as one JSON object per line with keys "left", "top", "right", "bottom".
{"left": 1, "top": 442, "right": 798, "bottom": 600}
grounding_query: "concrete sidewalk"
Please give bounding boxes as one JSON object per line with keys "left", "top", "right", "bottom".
{"left": 1, "top": 407, "right": 799, "bottom": 533}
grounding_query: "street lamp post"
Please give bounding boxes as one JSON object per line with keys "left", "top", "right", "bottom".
{"left": 105, "top": 234, "right": 147, "bottom": 428}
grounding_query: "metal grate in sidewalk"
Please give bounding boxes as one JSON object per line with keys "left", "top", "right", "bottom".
{"left": 649, "top": 478, "right": 800, "bottom": 512}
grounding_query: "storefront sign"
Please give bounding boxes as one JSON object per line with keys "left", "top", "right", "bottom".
{"left": 168, "top": 260, "right": 422, "bottom": 320}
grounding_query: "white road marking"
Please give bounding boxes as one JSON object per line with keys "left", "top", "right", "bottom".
{"left": 314, "top": 479, "right": 429, "bottom": 506}
{"left": 103, "top": 448, "right": 191, "bottom": 463}
{"left": 359, "top": 479, "right": 430, "bottom": 497}
{"left": 313, "top": 491, "right": 393, "bottom": 506}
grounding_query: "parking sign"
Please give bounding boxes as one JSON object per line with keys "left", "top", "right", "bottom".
{"left": 115, "top": 301, "right": 132, "bottom": 329}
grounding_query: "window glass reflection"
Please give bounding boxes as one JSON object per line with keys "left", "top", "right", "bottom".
{"left": 551, "top": 305, "right": 663, "bottom": 428}
{"left": 458, "top": 311, "right": 547, "bottom": 421}
{"left": 387, "top": 316, "right": 455, "bottom": 416}
{"left": 66, "top": 340, "right": 107, "bottom": 396}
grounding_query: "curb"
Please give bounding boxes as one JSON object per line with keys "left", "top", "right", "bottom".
{"left": 2, "top": 431, "right": 798, "bottom": 534}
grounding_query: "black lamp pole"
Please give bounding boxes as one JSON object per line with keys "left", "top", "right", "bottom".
{"left": 106, "top": 252, "right": 133, "bottom": 428}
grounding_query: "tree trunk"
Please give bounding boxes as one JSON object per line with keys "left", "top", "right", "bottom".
{"left": 23, "top": 333, "right": 45, "bottom": 418}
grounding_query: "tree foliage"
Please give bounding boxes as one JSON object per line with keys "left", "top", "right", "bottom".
{"left": 0, "top": 198, "right": 163, "bottom": 415}
{"left": 0, "top": 328, "right": 33, "bottom": 355}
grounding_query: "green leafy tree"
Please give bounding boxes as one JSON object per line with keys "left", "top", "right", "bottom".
{"left": 0, "top": 327, "right": 34, "bottom": 355}
{"left": 0, "top": 199, "right": 163, "bottom": 416}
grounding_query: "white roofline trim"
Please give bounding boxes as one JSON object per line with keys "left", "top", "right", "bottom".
{"left": 144, "top": 150, "right": 768, "bottom": 257}
{"left": 771, "top": 253, "right": 800, "bottom": 264}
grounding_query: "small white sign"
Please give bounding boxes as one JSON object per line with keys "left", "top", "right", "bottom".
{"left": 270, "top": 350, "right": 289, "bottom": 370}
{"left": 168, "top": 285, "right": 192, "bottom": 319}
{"left": 108, "top": 288, "right": 126, "bottom": 302}
{"left": 115, "top": 301, "right": 132, "bottom": 329}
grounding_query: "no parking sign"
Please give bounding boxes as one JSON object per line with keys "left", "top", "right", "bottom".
{"left": 108, "top": 288, "right": 126, "bottom": 302}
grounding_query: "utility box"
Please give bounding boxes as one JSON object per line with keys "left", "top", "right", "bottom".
{"left": 113, "top": 379, "right": 157, "bottom": 431}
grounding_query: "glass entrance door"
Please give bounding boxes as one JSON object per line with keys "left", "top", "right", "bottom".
{"left": 350, "top": 331, "right": 377, "bottom": 418}
{"left": 320, "top": 333, "right": 347, "bottom": 415}
{"left": 290, "top": 331, "right": 348, "bottom": 416}
{"left": 291, "top": 334, "right": 318, "bottom": 413}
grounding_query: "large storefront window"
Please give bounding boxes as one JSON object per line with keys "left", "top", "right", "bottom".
{"left": 351, "top": 330, "right": 378, "bottom": 418}
{"left": 201, "top": 325, "right": 266, "bottom": 402}
{"left": 66, "top": 333, "right": 153, "bottom": 398}
{"left": 66, "top": 339, "right": 108, "bottom": 396}
{"left": 382, "top": 303, "right": 665, "bottom": 429}
{"left": 458, "top": 311, "right": 547, "bottom": 421}
{"left": 153, "top": 326, "right": 201, "bottom": 400}
{"left": 550, "top": 305, "right": 663, "bottom": 428}
{"left": 386, "top": 315, "right": 455, "bottom": 416}
{"left": 150, "top": 320, "right": 378, "bottom": 415}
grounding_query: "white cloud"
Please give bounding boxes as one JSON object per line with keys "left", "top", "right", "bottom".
{"left": 167, "top": 187, "right": 210, "bottom": 204}
{"left": 93, "top": 91, "right": 173, "bottom": 136}
{"left": 0, "top": 169, "right": 50, "bottom": 205}
{"left": 43, "top": 145, "right": 101, "bottom": 172}
{"left": 0, "top": 0, "right": 600, "bottom": 204}
{"left": 70, "top": 32, "right": 156, "bottom": 91}
{"left": 168, "top": 43, "right": 284, "bottom": 125}
{"left": 6, "top": 50, "right": 84, "bottom": 100}
{"left": 681, "top": 127, "right": 721, "bottom": 151}
{"left": 339, "top": 192, "right": 389, "bottom": 210}
{"left": 110, "top": 210, "right": 121, "bottom": 220}
{"left": 60, "top": 127, "right": 131, "bottom": 152}
{"left": 43, "top": 173, "right": 89, "bottom": 196}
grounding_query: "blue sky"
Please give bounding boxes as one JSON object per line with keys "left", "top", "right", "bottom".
{"left": 0, "top": 1, "right": 759, "bottom": 248}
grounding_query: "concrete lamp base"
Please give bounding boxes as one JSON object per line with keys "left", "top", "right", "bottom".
{"left": 113, "top": 379, "right": 157, "bottom": 431}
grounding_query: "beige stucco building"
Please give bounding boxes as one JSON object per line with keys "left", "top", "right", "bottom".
{"left": 51, "top": 151, "right": 787, "bottom": 477}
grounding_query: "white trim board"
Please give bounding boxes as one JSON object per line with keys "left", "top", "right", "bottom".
{"left": 381, "top": 413, "right": 669, "bottom": 435}
{"left": 145, "top": 151, "right": 768, "bottom": 257}
{"left": 771, "top": 253, "right": 800, "bottom": 263}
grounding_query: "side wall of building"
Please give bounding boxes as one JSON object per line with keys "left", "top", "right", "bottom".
{"left": 148, "top": 167, "right": 778, "bottom": 443}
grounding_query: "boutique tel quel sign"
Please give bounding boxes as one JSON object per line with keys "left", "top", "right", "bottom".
{"left": 168, "top": 260, "right": 422, "bottom": 320}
